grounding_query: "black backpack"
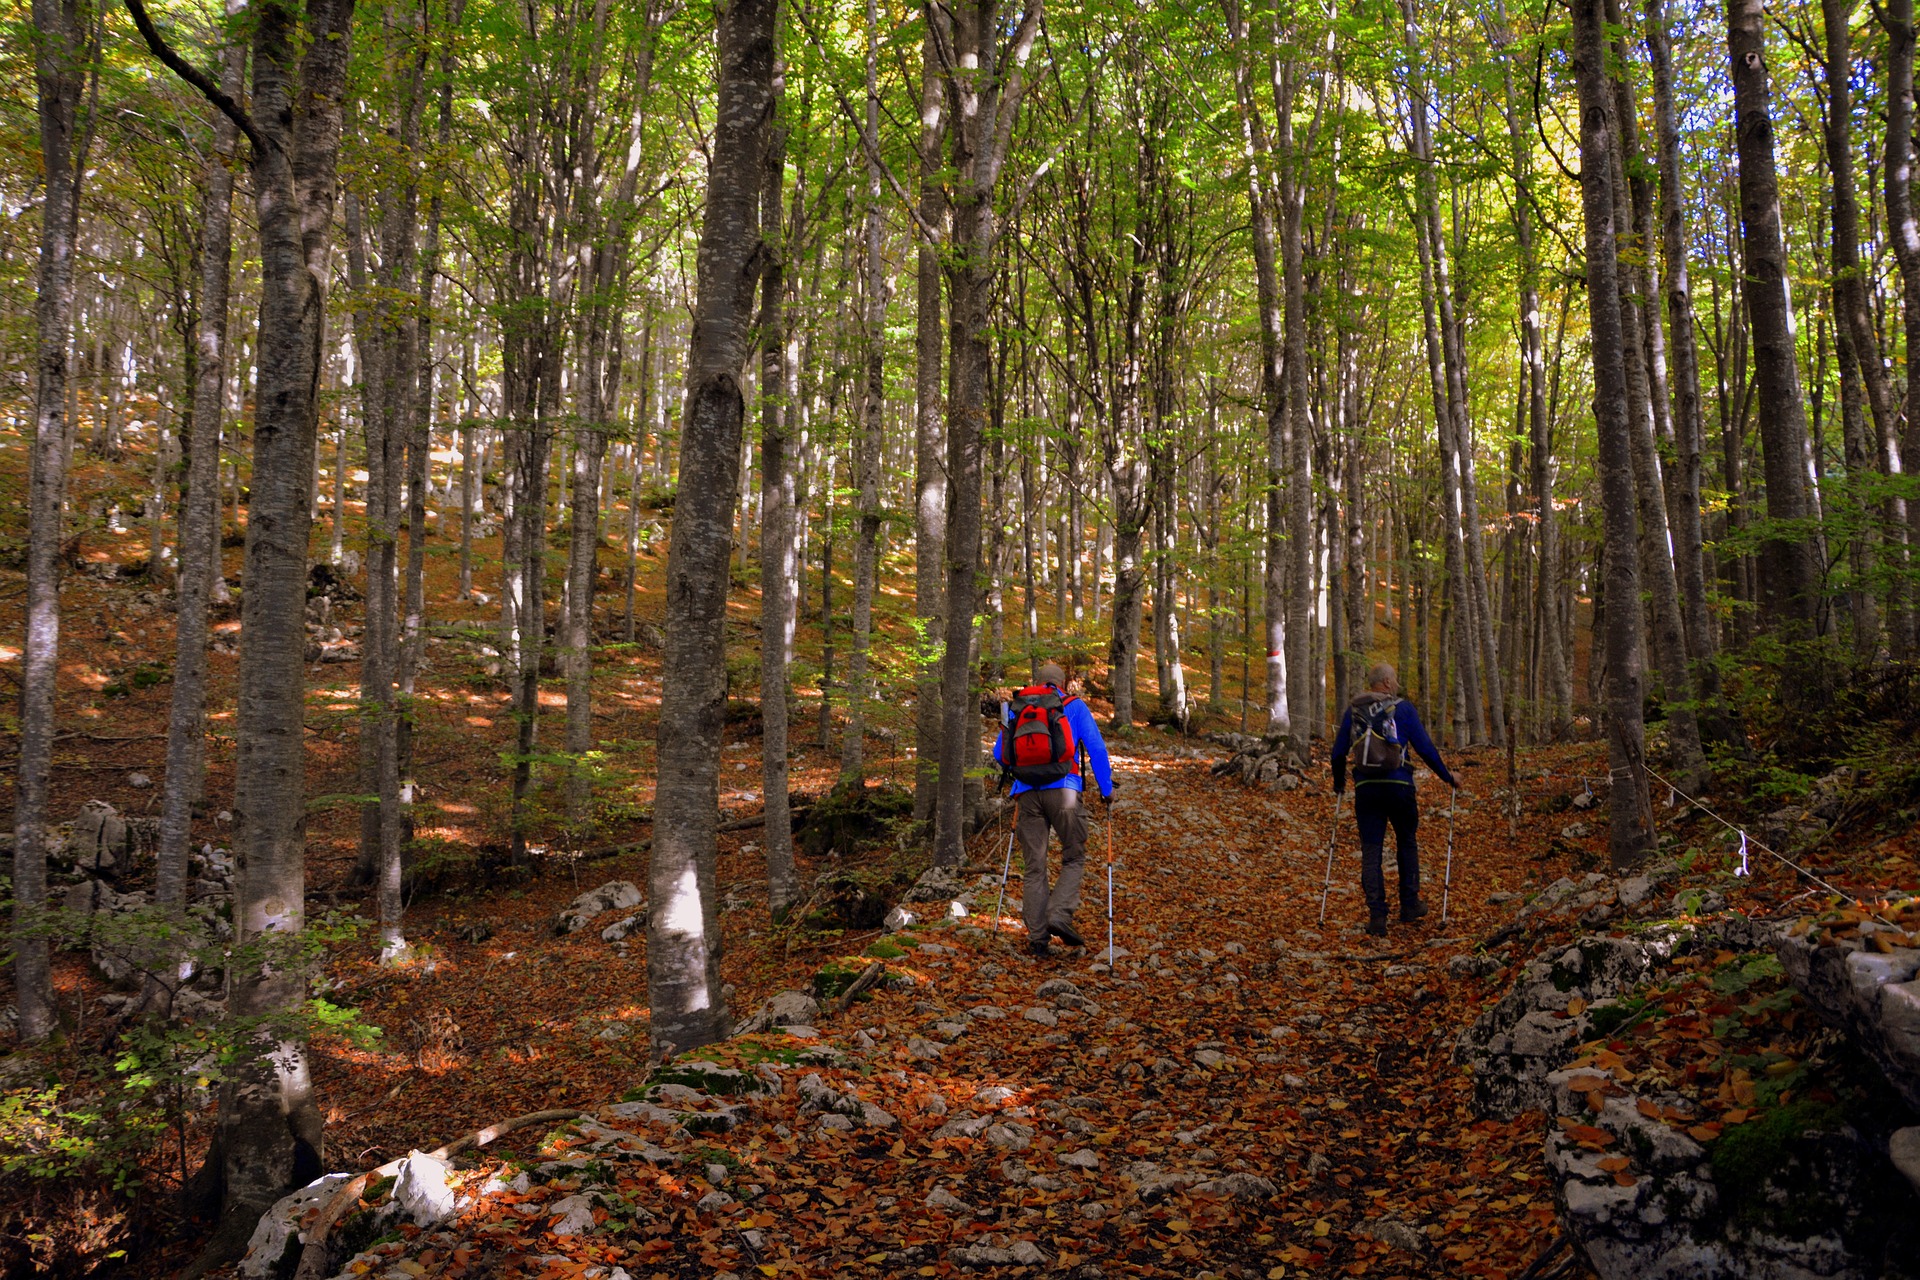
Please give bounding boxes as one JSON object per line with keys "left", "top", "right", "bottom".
{"left": 1349, "top": 696, "right": 1407, "bottom": 779}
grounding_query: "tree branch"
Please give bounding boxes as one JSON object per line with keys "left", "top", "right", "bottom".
{"left": 121, "top": 0, "right": 268, "bottom": 158}
{"left": 791, "top": 0, "right": 946, "bottom": 249}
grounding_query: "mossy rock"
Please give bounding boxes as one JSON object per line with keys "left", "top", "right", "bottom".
{"left": 811, "top": 961, "right": 866, "bottom": 1002}
{"left": 795, "top": 782, "right": 914, "bottom": 861}
{"left": 641, "top": 1059, "right": 776, "bottom": 1099}
{"left": 865, "top": 938, "right": 907, "bottom": 960}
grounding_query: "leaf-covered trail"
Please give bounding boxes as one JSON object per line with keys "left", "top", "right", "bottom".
{"left": 319, "top": 738, "right": 1592, "bottom": 1280}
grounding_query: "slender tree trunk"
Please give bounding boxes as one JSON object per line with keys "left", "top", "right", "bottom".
{"left": 1222, "top": 0, "right": 1292, "bottom": 748}
{"left": 1729, "top": 0, "right": 1820, "bottom": 629}
{"left": 759, "top": 107, "right": 799, "bottom": 920}
{"left": 1493, "top": 16, "right": 1571, "bottom": 736}
{"left": 1604, "top": 35, "right": 1706, "bottom": 786}
{"left": 1880, "top": 0, "right": 1920, "bottom": 657}
{"left": 158, "top": 29, "right": 246, "bottom": 913}
{"left": 1572, "top": 0, "right": 1657, "bottom": 870}
{"left": 911, "top": 22, "right": 947, "bottom": 823}
{"left": 14, "top": 0, "right": 87, "bottom": 1044}
{"left": 932, "top": 1, "right": 1043, "bottom": 867}
{"left": 1276, "top": 61, "right": 1315, "bottom": 758}
{"left": 843, "top": 6, "right": 885, "bottom": 787}
{"left": 648, "top": 0, "right": 775, "bottom": 1052}
{"left": 1644, "top": 0, "right": 1737, "bottom": 737}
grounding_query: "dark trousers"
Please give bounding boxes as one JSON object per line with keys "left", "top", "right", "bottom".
{"left": 1015, "top": 787, "right": 1087, "bottom": 941}
{"left": 1353, "top": 783, "right": 1420, "bottom": 916}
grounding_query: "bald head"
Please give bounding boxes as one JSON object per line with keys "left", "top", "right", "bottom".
{"left": 1036, "top": 661, "right": 1066, "bottom": 688}
{"left": 1367, "top": 663, "right": 1399, "bottom": 694}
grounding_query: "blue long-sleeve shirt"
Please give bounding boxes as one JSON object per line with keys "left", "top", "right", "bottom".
{"left": 1330, "top": 697, "right": 1455, "bottom": 792}
{"left": 993, "top": 690, "right": 1114, "bottom": 798}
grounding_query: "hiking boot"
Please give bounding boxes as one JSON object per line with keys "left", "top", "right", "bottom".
{"left": 1027, "top": 939, "right": 1054, "bottom": 959}
{"left": 1400, "top": 899, "right": 1431, "bottom": 923}
{"left": 1365, "top": 914, "right": 1388, "bottom": 937}
{"left": 1049, "top": 920, "right": 1086, "bottom": 948}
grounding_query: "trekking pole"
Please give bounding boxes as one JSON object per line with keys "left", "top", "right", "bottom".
{"left": 1105, "top": 803, "right": 1116, "bottom": 963}
{"left": 1317, "top": 789, "right": 1343, "bottom": 925}
{"left": 1442, "top": 789, "right": 1457, "bottom": 925}
{"left": 990, "top": 812, "right": 1018, "bottom": 936}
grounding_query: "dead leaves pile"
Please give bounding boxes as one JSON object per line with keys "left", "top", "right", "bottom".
{"left": 313, "top": 743, "right": 1640, "bottom": 1280}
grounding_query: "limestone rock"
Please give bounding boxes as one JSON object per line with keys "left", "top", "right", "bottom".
{"left": 1357, "top": 1216, "right": 1428, "bottom": 1255}
{"left": 553, "top": 881, "right": 644, "bottom": 935}
{"left": 900, "top": 865, "right": 968, "bottom": 904}
{"left": 1777, "top": 925, "right": 1920, "bottom": 1111}
{"left": 1456, "top": 931, "right": 1692, "bottom": 1119}
{"left": 925, "top": 1186, "right": 972, "bottom": 1213}
{"left": 1892, "top": 1128, "right": 1920, "bottom": 1200}
{"left": 68, "top": 800, "right": 133, "bottom": 878}
{"left": 239, "top": 1173, "right": 351, "bottom": 1279}
{"left": 393, "top": 1150, "right": 458, "bottom": 1227}
{"left": 733, "top": 990, "right": 822, "bottom": 1036}
{"left": 548, "top": 1193, "right": 597, "bottom": 1236}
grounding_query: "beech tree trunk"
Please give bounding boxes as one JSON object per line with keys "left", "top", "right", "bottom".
{"left": 1729, "top": 0, "right": 1820, "bottom": 629}
{"left": 1881, "top": 0, "right": 1920, "bottom": 658}
{"left": 1603, "top": 34, "right": 1706, "bottom": 787}
{"left": 759, "top": 104, "right": 799, "bottom": 920}
{"left": 14, "top": 0, "right": 87, "bottom": 1044}
{"left": 1572, "top": 0, "right": 1656, "bottom": 871}
{"left": 912, "top": 22, "right": 946, "bottom": 823}
{"left": 843, "top": 5, "right": 885, "bottom": 787}
{"left": 131, "top": 0, "right": 359, "bottom": 1251}
{"left": 647, "top": 0, "right": 776, "bottom": 1052}
{"left": 1222, "top": 0, "right": 1292, "bottom": 748}
{"left": 931, "top": 1, "right": 1043, "bottom": 867}
{"left": 158, "top": 29, "right": 246, "bottom": 912}
{"left": 1644, "top": 0, "right": 1737, "bottom": 737}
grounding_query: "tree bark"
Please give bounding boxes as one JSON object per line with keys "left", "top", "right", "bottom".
{"left": 14, "top": 0, "right": 88, "bottom": 1043}
{"left": 912, "top": 20, "right": 947, "bottom": 823}
{"left": 1729, "top": 0, "right": 1820, "bottom": 628}
{"left": 931, "top": 1, "right": 1043, "bottom": 867}
{"left": 139, "top": 0, "right": 357, "bottom": 1249}
{"left": 1602, "top": 22, "right": 1706, "bottom": 787}
{"left": 759, "top": 104, "right": 799, "bottom": 920}
{"left": 1880, "top": 0, "right": 1920, "bottom": 658}
{"left": 1222, "top": 0, "right": 1292, "bottom": 749}
{"left": 1572, "top": 0, "right": 1657, "bottom": 870}
{"left": 158, "top": 26, "right": 246, "bottom": 912}
{"left": 843, "top": 2, "right": 886, "bottom": 787}
{"left": 648, "top": 0, "right": 776, "bottom": 1052}
{"left": 1643, "top": 0, "right": 1739, "bottom": 739}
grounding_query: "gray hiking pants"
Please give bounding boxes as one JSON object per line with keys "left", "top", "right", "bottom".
{"left": 1016, "top": 786, "right": 1087, "bottom": 941}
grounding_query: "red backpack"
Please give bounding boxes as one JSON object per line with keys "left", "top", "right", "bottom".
{"left": 999, "top": 685, "right": 1079, "bottom": 786}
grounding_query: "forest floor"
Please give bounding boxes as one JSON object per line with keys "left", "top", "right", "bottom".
{"left": 224, "top": 729, "right": 1867, "bottom": 1280}
{"left": 5, "top": 436, "right": 1918, "bottom": 1279}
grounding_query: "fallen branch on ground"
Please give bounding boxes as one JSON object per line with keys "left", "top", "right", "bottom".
{"left": 576, "top": 805, "right": 813, "bottom": 862}
{"left": 292, "top": 1107, "right": 584, "bottom": 1280}
{"left": 829, "top": 960, "right": 886, "bottom": 1015}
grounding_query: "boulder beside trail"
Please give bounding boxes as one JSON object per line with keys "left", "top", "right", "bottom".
{"left": 1543, "top": 1064, "right": 1920, "bottom": 1280}
{"left": 553, "top": 881, "right": 645, "bottom": 935}
{"left": 1457, "top": 914, "right": 1780, "bottom": 1120}
{"left": 238, "top": 1173, "right": 352, "bottom": 1279}
{"left": 1776, "top": 916, "right": 1920, "bottom": 1112}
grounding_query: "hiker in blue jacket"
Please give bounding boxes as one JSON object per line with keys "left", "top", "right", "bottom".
{"left": 991, "top": 662, "right": 1114, "bottom": 958}
{"left": 1329, "top": 662, "right": 1458, "bottom": 936}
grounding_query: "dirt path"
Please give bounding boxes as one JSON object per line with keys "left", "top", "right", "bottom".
{"left": 304, "top": 739, "right": 1583, "bottom": 1280}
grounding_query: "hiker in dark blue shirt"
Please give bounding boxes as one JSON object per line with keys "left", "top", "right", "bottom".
{"left": 991, "top": 662, "right": 1114, "bottom": 958}
{"left": 1329, "top": 662, "right": 1457, "bottom": 936}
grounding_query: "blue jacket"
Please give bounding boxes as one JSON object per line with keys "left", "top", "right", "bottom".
{"left": 1330, "top": 696, "right": 1455, "bottom": 792}
{"left": 993, "top": 689, "right": 1114, "bottom": 798}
